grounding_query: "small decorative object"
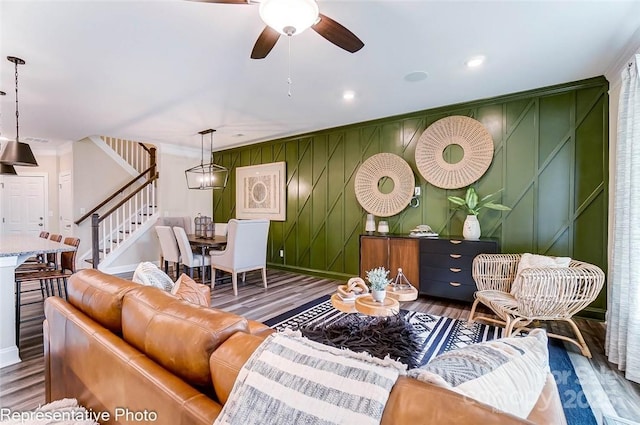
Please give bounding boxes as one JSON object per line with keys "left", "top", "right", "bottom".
{"left": 377, "top": 220, "right": 389, "bottom": 234}
{"left": 447, "top": 186, "right": 511, "bottom": 240}
{"left": 194, "top": 213, "right": 213, "bottom": 238}
{"left": 336, "top": 277, "right": 369, "bottom": 301}
{"left": 354, "top": 153, "right": 415, "bottom": 217}
{"left": 415, "top": 116, "right": 494, "bottom": 189}
{"left": 365, "top": 214, "right": 376, "bottom": 234}
{"left": 392, "top": 268, "right": 412, "bottom": 291}
{"left": 366, "top": 267, "right": 393, "bottom": 303}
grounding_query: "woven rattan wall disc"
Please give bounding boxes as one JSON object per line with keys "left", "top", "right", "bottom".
{"left": 354, "top": 153, "right": 415, "bottom": 217}
{"left": 415, "top": 116, "right": 494, "bottom": 189}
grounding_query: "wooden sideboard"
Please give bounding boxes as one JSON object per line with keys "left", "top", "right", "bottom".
{"left": 359, "top": 235, "right": 499, "bottom": 302}
{"left": 359, "top": 235, "right": 419, "bottom": 289}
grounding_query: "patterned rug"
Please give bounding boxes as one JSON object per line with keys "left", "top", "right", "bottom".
{"left": 264, "top": 294, "right": 599, "bottom": 425}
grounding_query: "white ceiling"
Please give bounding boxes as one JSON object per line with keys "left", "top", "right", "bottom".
{"left": 1, "top": 0, "right": 640, "bottom": 154}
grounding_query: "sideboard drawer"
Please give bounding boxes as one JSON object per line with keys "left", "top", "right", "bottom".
{"left": 420, "top": 279, "right": 477, "bottom": 302}
{"left": 420, "top": 238, "right": 498, "bottom": 255}
{"left": 420, "top": 253, "right": 475, "bottom": 270}
{"left": 420, "top": 265, "right": 474, "bottom": 286}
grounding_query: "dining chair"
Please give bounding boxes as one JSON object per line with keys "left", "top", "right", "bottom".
{"left": 173, "top": 226, "right": 210, "bottom": 281}
{"left": 155, "top": 225, "right": 182, "bottom": 279}
{"left": 210, "top": 218, "right": 270, "bottom": 296}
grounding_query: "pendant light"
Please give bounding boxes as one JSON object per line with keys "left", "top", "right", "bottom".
{"left": 185, "top": 129, "right": 229, "bottom": 190}
{"left": 0, "top": 56, "right": 38, "bottom": 167}
{"left": 0, "top": 90, "right": 17, "bottom": 175}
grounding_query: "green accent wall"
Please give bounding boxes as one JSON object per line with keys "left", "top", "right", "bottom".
{"left": 213, "top": 76, "right": 609, "bottom": 320}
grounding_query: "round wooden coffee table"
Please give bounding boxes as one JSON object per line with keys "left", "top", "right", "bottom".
{"left": 354, "top": 295, "right": 399, "bottom": 317}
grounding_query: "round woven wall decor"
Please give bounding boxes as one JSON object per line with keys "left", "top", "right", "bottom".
{"left": 415, "top": 116, "right": 494, "bottom": 189}
{"left": 354, "top": 153, "right": 415, "bottom": 217}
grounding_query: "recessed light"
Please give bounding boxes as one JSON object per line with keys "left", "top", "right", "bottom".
{"left": 343, "top": 90, "right": 355, "bottom": 101}
{"left": 403, "top": 71, "right": 429, "bottom": 82}
{"left": 466, "top": 56, "right": 485, "bottom": 68}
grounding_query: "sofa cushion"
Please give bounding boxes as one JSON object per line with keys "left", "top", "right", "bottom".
{"left": 132, "top": 261, "right": 175, "bottom": 291}
{"left": 408, "top": 329, "right": 549, "bottom": 419}
{"left": 511, "top": 253, "right": 571, "bottom": 296}
{"left": 67, "top": 269, "right": 139, "bottom": 334}
{"left": 121, "top": 286, "right": 250, "bottom": 387}
{"left": 171, "top": 273, "right": 210, "bottom": 306}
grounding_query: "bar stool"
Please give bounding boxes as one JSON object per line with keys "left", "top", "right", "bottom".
{"left": 14, "top": 237, "right": 80, "bottom": 345}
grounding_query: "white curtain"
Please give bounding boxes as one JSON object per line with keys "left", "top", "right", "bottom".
{"left": 606, "top": 53, "right": 640, "bottom": 383}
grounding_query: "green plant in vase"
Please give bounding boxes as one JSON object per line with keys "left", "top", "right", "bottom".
{"left": 447, "top": 186, "right": 511, "bottom": 240}
{"left": 366, "top": 267, "right": 393, "bottom": 303}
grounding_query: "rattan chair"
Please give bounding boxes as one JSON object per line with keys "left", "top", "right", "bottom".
{"left": 468, "top": 253, "right": 605, "bottom": 358}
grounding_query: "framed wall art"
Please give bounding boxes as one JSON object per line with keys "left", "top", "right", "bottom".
{"left": 236, "top": 161, "right": 286, "bottom": 221}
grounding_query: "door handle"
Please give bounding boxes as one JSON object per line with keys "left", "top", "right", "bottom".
{"left": 38, "top": 223, "right": 43, "bottom": 227}
{"left": 449, "top": 254, "right": 462, "bottom": 259}
{"left": 449, "top": 240, "right": 462, "bottom": 244}
{"left": 449, "top": 282, "right": 461, "bottom": 287}
{"left": 449, "top": 268, "right": 461, "bottom": 273}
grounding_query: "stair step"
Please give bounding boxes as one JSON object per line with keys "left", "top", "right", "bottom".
{"left": 119, "top": 230, "right": 131, "bottom": 234}
{"left": 98, "top": 248, "right": 111, "bottom": 254}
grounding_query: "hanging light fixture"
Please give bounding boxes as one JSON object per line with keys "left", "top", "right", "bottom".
{"left": 0, "top": 90, "right": 17, "bottom": 175}
{"left": 185, "top": 129, "right": 229, "bottom": 190}
{"left": 0, "top": 56, "right": 38, "bottom": 167}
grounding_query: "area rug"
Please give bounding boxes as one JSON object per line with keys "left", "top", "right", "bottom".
{"left": 264, "top": 294, "right": 599, "bottom": 425}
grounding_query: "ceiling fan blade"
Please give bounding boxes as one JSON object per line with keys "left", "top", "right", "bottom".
{"left": 312, "top": 13, "right": 364, "bottom": 53}
{"left": 188, "top": 0, "right": 250, "bottom": 4}
{"left": 251, "top": 26, "right": 281, "bottom": 59}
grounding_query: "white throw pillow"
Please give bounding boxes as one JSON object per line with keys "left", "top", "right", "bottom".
{"left": 408, "top": 329, "right": 550, "bottom": 419}
{"left": 132, "top": 262, "right": 175, "bottom": 292}
{"left": 510, "top": 253, "right": 571, "bottom": 297}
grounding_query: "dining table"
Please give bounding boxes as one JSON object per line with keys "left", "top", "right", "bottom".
{"left": 187, "top": 234, "right": 226, "bottom": 285}
{"left": 0, "top": 234, "right": 77, "bottom": 367}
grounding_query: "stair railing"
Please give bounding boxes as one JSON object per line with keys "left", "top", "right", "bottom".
{"left": 102, "top": 137, "right": 153, "bottom": 174}
{"left": 75, "top": 147, "right": 157, "bottom": 268}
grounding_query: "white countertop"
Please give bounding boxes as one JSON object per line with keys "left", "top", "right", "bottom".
{"left": 0, "top": 235, "right": 76, "bottom": 257}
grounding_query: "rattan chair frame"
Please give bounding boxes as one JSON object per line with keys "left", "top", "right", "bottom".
{"left": 468, "top": 253, "right": 605, "bottom": 358}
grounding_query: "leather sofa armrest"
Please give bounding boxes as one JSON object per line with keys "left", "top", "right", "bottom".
{"left": 209, "top": 332, "right": 267, "bottom": 404}
{"left": 246, "top": 320, "right": 275, "bottom": 336}
{"left": 381, "top": 376, "right": 532, "bottom": 425}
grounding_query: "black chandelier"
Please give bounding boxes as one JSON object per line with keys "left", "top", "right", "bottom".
{"left": 185, "top": 129, "right": 228, "bottom": 190}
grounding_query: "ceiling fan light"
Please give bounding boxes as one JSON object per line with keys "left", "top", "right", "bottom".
{"left": 259, "top": 0, "right": 319, "bottom": 36}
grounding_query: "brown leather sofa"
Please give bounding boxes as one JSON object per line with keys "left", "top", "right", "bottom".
{"left": 44, "top": 269, "right": 567, "bottom": 424}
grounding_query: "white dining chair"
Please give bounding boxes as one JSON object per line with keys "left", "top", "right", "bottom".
{"left": 210, "top": 218, "right": 270, "bottom": 296}
{"left": 155, "top": 225, "right": 181, "bottom": 279}
{"left": 173, "top": 226, "right": 211, "bottom": 281}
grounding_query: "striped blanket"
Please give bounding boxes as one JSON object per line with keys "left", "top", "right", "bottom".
{"left": 213, "top": 331, "right": 405, "bottom": 425}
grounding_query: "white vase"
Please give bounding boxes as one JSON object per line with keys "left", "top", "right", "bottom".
{"left": 462, "top": 214, "right": 481, "bottom": 241}
{"left": 365, "top": 214, "right": 376, "bottom": 233}
{"left": 377, "top": 221, "right": 389, "bottom": 234}
{"left": 463, "top": 215, "right": 481, "bottom": 240}
{"left": 371, "top": 289, "right": 386, "bottom": 303}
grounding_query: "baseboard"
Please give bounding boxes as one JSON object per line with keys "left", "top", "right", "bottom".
{"left": 267, "top": 263, "right": 351, "bottom": 281}
{"left": 0, "top": 346, "right": 21, "bottom": 368}
{"left": 577, "top": 307, "right": 606, "bottom": 321}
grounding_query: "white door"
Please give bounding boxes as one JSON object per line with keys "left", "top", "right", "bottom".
{"left": 1, "top": 175, "right": 47, "bottom": 236}
{"left": 59, "top": 171, "right": 73, "bottom": 237}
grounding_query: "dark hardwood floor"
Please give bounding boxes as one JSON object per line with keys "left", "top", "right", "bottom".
{"left": 1, "top": 269, "right": 639, "bottom": 424}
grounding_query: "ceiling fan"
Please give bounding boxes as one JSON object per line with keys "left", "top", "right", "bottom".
{"left": 192, "top": 0, "right": 364, "bottom": 59}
